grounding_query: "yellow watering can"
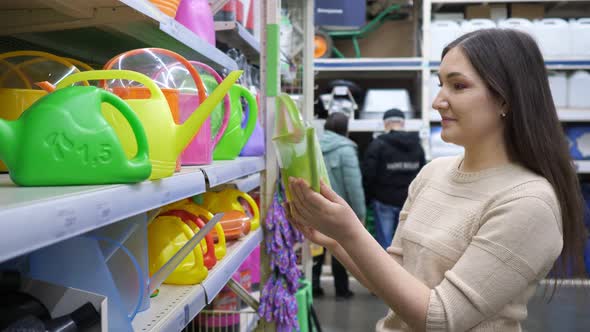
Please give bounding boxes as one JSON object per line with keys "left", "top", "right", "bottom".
{"left": 161, "top": 199, "right": 227, "bottom": 260}
{"left": 148, "top": 215, "right": 208, "bottom": 285}
{"left": 54, "top": 69, "right": 242, "bottom": 179}
{"left": 0, "top": 51, "right": 90, "bottom": 172}
{"left": 202, "top": 188, "right": 260, "bottom": 231}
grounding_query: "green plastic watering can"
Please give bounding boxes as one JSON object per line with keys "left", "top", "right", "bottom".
{"left": 0, "top": 86, "right": 151, "bottom": 186}
{"left": 54, "top": 70, "right": 242, "bottom": 179}
{"left": 272, "top": 93, "right": 330, "bottom": 202}
{"left": 213, "top": 84, "right": 258, "bottom": 160}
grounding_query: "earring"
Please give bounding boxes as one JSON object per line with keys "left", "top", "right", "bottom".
{"left": 501, "top": 113, "right": 507, "bottom": 118}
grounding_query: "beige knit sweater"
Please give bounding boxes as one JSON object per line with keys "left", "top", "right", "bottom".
{"left": 375, "top": 156, "right": 563, "bottom": 332}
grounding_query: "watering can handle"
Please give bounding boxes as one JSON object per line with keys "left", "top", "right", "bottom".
{"left": 233, "top": 84, "right": 258, "bottom": 143}
{"left": 182, "top": 204, "right": 226, "bottom": 259}
{"left": 0, "top": 51, "right": 88, "bottom": 88}
{"left": 85, "top": 234, "right": 145, "bottom": 321}
{"left": 56, "top": 70, "right": 166, "bottom": 101}
{"left": 188, "top": 61, "right": 231, "bottom": 147}
{"left": 104, "top": 48, "right": 207, "bottom": 103}
{"left": 236, "top": 191, "right": 259, "bottom": 223}
{"left": 98, "top": 89, "right": 151, "bottom": 168}
{"left": 276, "top": 93, "right": 305, "bottom": 135}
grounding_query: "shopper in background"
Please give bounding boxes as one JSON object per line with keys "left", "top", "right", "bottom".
{"left": 362, "top": 109, "right": 425, "bottom": 249}
{"left": 287, "top": 28, "right": 588, "bottom": 331}
{"left": 312, "top": 112, "right": 365, "bottom": 300}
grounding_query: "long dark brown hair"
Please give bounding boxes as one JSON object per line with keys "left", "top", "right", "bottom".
{"left": 443, "top": 29, "right": 587, "bottom": 278}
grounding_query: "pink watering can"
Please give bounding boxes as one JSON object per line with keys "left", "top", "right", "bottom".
{"left": 175, "top": 0, "right": 215, "bottom": 46}
{"left": 179, "top": 61, "right": 231, "bottom": 165}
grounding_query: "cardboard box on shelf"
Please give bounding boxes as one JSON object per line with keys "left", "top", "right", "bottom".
{"left": 466, "top": 5, "right": 491, "bottom": 19}
{"left": 332, "top": 20, "right": 417, "bottom": 57}
{"left": 510, "top": 4, "right": 545, "bottom": 20}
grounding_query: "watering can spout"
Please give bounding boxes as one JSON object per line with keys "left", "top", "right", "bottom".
{"left": 0, "top": 119, "right": 18, "bottom": 169}
{"left": 175, "top": 70, "right": 243, "bottom": 155}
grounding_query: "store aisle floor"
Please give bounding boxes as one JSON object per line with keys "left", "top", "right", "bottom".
{"left": 314, "top": 277, "right": 590, "bottom": 331}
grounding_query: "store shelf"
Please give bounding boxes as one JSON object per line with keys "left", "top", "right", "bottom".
{"left": 0, "top": 157, "right": 264, "bottom": 263}
{"left": 132, "top": 228, "right": 263, "bottom": 332}
{"left": 0, "top": 0, "right": 238, "bottom": 70}
{"left": 200, "top": 157, "right": 265, "bottom": 188}
{"left": 429, "top": 109, "right": 590, "bottom": 122}
{"left": 314, "top": 58, "right": 422, "bottom": 72}
{"left": 215, "top": 21, "right": 260, "bottom": 61}
{"left": 230, "top": 173, "right": 261, "bottom": 193}
{"left": 0, "top": 168, "right": 204, "bottom": 263}
{"left": 430, "top": 59, "right": 590, "bottom": 70}
{"left": 349, "top": 119, "right": 424, "bottom": 132}
{"left": 575, "top": 161, "right": 590, "bottom": 174}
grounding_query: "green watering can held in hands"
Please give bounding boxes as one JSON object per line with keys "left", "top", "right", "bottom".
{"left": 54, "top": 70, "right": 242, "bottom": 179}
{"left": 213, "top": 84, "right": 258, "bottom": 160}
{"left": 0, "top": 86, "right": 151, "bottom": 186}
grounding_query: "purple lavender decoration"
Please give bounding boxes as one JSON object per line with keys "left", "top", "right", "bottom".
{"left": 258, "top": 183, "right": 303, "bottom": 331}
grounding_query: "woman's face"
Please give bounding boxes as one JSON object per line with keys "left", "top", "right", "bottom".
{"left": 432, "top": 47, "right": 506, "bottom": 148}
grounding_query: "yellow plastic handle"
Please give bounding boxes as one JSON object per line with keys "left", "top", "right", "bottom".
{"left": 56, "top": 70, "right": 165, "bottom": 101}
{"left": 236, "top": 191, "right": 260, "bottom": 231}
{"left": 0, "top": 51, "right": 86, "bottom": 87}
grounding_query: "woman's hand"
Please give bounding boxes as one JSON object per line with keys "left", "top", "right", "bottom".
{"left": 288, "top": 178, "right": 363, "bottom": 242}
{"left": 285, "top": 203, "right": 339, "bottom": 249}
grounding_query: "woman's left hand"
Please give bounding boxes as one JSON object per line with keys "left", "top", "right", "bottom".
{"left": 288, "top": 177, "right": 363, "bottom": 242}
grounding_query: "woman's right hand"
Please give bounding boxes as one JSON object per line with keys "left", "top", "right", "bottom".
{"left": 284, "top": 202, "right": 339, "bottom": 250}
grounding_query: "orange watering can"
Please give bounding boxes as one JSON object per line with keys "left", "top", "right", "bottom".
{"left": 51, "top": 69, "right": 242, "bottom": 179}
{"left": 202, "top": 188, "right": 260, "bottom": 230}
{"left": 162, "top": 199, "right": 227, "bottom": 260}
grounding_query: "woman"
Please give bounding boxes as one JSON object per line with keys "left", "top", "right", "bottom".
{"left": 287, "top": 29, "right": 587, "bottom": 331}
{"left": 313, "top": 112, "right": 366, "bottom": 299}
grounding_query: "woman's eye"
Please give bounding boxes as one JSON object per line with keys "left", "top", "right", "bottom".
{"left": 437, "top": 81, "right": 442, "bottom": 87}
{"left": 453, "top": 83, "right": 467, "bottom": 90}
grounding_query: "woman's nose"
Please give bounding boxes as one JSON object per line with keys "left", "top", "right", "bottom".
{"left": 432, "top": 91, "right": 449, "bottom": 111}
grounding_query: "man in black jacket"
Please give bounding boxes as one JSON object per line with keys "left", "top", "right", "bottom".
{"left": 362, "top": 109, "right": 425, "bottom": 249}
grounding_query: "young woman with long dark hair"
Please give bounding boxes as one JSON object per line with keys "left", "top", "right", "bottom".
{"left": 286, "top": 29, "right": 587, "bottom": 331}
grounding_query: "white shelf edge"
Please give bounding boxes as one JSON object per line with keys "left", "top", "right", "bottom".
{"left": 314, "top": 57, "right": 423, "bottom": 72}
{"left": 201, "top": 228, "right": 263, "bottom": 302}
{"left": 230, "top": 173, "right": 261, "bottom": 193}
{"left": 132, "top": 283, "right": 207, "bottom": 332}
{"left": 200, "top": 157, "right": 265, "bottom": 188}
{"left": 430, "top": 59, "right": 590, "bottom": 71}
{"left": 118, "top": 0, "right": 238, "bottom": 71}
{"left": 0, "top": 168, "right": 207, "bottom": 263}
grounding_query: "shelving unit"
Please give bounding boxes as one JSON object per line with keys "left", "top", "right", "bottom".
{"left": 575, "top": 160, "right": 590, "bottom": 174}
{"left": 0, "top": 157, "right": 264, "bottom": 265}
{"left": 132, "top": 229, "right": 263, "bottom": 332}
{"left": 429, "top": 59, "right": 590, "bottom": 71}
{"left": 0, "top": 0, "right": 238, "bottom": 69}
{"left": 215, "top": 21, "right": 261, "bottom": 61}
{"left": 314, "top": 57, "right": 422, "bottom": 72}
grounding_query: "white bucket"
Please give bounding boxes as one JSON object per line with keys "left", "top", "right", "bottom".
{"left": 534, "top": 18, "right": 571, "bottom": 58}
{"left": 570, "top": 18, "right": 590, "bottom": 57}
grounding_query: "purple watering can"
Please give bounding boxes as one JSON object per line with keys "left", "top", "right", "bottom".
{"left": 240, "top": 98, "right": 265, "bottom": 157}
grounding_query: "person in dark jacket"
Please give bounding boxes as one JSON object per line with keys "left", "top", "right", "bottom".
{"left": 362, "top": 109, "right": 425, "bottom": 249}
{"left": 312, "top": 112, "right": 365, "bottom": 299}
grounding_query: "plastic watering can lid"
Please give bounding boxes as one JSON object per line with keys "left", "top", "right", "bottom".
{"left": 103, "top": 48, "right": 206, "bottom": 103}
{"left": 0, "top": 51, "right": 88, "bottom": 89}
